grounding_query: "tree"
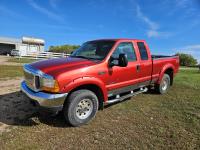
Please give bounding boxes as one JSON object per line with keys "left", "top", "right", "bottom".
{"left": 49, "top": 44, "right": 80, "bottom": 54}
{"left": 176, "top": 53, "right": 198, "bottom": 66}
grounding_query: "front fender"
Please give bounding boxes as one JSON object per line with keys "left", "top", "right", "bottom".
{"left": 61, "top": 76, "right": 108, "bottom": 102}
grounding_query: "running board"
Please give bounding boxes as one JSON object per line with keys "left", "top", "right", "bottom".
{"left": 105, "top": 87, "right": 148, "bottom": 104}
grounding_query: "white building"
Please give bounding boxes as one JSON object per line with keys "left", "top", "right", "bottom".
{"left": 0, "top": 36, "right": 45, "bottom": 56}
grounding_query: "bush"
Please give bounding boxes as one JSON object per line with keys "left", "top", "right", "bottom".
{"left": 49, "top": 44, "right": 80, "bottom": 54}
{"left": 176, "top": 53, "right": 198, "bottom": 66}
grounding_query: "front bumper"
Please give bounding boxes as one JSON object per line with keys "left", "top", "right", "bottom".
{"left": 21, "top": 81, "right": 68, "bottom": 108}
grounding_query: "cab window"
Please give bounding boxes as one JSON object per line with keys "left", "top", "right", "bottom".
{"left": 111, "top": 42, "right": 137, "bottom": 62}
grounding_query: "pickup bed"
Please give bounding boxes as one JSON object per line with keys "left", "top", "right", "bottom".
{"left": 21, "top": 39, "right": 179, "bottom": 126}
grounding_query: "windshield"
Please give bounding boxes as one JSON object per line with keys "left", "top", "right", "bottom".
{"left": 71, "top": 40, "right": 115, "bottom": 60}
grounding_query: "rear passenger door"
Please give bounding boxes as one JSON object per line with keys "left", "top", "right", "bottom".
{"left": 136, "top": 41, "right": 152, "bottom": 86}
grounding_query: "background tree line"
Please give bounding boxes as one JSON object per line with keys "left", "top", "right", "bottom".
{"left": 49, "top": 44, "right": 199, "bottom": 66}
{"left": 49, "top": 44, "right": 80, "bottom": 54}
{"left": 176, "top": 53, "right": 198, "bottom": 66}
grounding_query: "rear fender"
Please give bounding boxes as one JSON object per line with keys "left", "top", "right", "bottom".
{"left": 157, "top": 64, "right": 175, "bottom": 84}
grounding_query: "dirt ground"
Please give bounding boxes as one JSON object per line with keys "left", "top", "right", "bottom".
{"left": 0, "top": 78, "right": 22, "bottom": 94}
{"left": 0, "top": 56, "right": 21, "bottom": 134}
{"left": 0, "top": 56, "right": 21, "bottom": 66}
{"left": 0, "top": 57, "right": 37, "bottom": 134}
{"left": 0, "top": 56, "right": 9, "bottom": 64}
{"left": 0, "top": 55, "right": 33, "bottom": 133}
{"left": 0, "top": 78, "right": 29, "bottom": 134}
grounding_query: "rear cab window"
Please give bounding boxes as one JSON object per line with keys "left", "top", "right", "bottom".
{"left": 137, "top": 42, "right": 149, "bottom": 60}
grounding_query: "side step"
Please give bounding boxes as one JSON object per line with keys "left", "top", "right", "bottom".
{"left": 105, "top": 87, "right": 148, "bottom": 104}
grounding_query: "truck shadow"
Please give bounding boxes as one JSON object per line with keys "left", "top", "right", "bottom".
{"left": 0, "top": 90, "right": 156, "bottom": 128}
{"left": 0, "top": 91, "right": 70, "bottom": 128}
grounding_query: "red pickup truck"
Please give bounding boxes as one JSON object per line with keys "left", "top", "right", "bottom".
{"left": 21, "top": 39, "right": 179, "bottom": 126}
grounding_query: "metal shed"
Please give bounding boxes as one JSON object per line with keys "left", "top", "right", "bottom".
{"left": 0, "top": 36, "right": 45, "bottom": 56}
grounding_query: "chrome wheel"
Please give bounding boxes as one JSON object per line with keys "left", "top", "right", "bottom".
{"left": 75, "top": 99, "right": 93, "bottom": 120}
{"left": 161, "top": 79, "right": 168, "bottom": 91}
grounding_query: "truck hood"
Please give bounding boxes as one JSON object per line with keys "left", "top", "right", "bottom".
{"left": 30, "top": 57, "right": 97, "bottom": 77}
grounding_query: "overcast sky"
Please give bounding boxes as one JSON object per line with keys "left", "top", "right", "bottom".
{"left": 0, "top": 0, "right": 200, "bottom": 61}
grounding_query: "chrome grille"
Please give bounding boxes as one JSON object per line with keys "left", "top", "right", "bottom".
{"left": 24, "top": 70, "right": 34, "bottom": 88}
{"left": 24, "top": 70, "right": 40, "bottom": 91}
{"left": 23, "top": 64, "right": 41, "bottom": 92}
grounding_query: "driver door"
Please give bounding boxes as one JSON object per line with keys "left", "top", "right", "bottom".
{"left": 106, "top": 42, "right": 139, "bottom": 92}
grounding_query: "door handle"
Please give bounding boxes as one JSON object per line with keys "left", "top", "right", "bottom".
{"left": 136, "top": 65, "right": 140, "bottom": 72}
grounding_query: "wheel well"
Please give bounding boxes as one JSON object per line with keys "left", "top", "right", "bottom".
{"left": 67, "top": 84, "right": 104, "bottom": 110}
{"left": 164, "top": 68, "right": 174, "bottom": 85}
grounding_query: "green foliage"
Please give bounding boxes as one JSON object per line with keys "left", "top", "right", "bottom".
{"left": 176, "top": 53, "right": 198, "bottom": 66}
{"left": 49, "top": 44, "right": 80, "bottom": 54}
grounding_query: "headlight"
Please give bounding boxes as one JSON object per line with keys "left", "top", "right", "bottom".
{"left": 40, "top": 76, "right": 60, "bottom": 93}
{"left": 41, "top": 78, "right": 55, "bottom": 88}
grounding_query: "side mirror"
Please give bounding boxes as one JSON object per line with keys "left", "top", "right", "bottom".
{"left": 118, "top": 54, "right": 128, "bottom": 67}
{"left": 109, "top": 53, "right": 128, "bottom": 67}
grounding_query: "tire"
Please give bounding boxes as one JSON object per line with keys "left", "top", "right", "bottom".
{"left": 156, "top": 74, "right": 170, "bottom": 94}
{"left": 63, "top": 89, "right": 99, "bottom": 127}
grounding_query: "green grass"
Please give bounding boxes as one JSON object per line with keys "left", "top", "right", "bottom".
{"left": 8, "top": 57, "right": 37, "bottom": 64}
{"left": 175, "top": 68, "right": 200, "bottom": 89}
{"left": 0, "top": 67, "right": 200, "bottom": 149}
{"left": 0, "top": 65, "right": 23, "bottom": 79}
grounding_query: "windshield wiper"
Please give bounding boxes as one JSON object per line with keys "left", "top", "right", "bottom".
{"left": 71, "top": 55, "right": 100, "bottom": 60}
{"left": 71, "top": 55, "right": 89, "bottom": 59}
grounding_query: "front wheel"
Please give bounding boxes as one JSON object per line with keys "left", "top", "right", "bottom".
{"left": 156, "top": 74, "right": 170, "bottom": 94}
{"left": 63, "top": 89, "right": 99, "bottom": 127}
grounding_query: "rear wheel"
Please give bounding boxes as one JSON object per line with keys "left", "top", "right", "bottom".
{"left": 156, "top": 74, "right": 170, "bottom": 94}
{"left": 63, "top": 89, "right": 98, "bottom": 127}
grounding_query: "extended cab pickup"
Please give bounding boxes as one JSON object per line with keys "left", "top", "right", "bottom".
{"left": 21, "top": 39, "right": 179, "bottom": 126}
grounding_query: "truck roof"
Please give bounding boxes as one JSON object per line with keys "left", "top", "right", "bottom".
{"left": 90, "top": 38, "right": 145, "bottom": 42}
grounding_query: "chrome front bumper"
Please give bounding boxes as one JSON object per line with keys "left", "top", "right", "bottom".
{"left": 21, "top": 81, "right": 68, "bottom": 108}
